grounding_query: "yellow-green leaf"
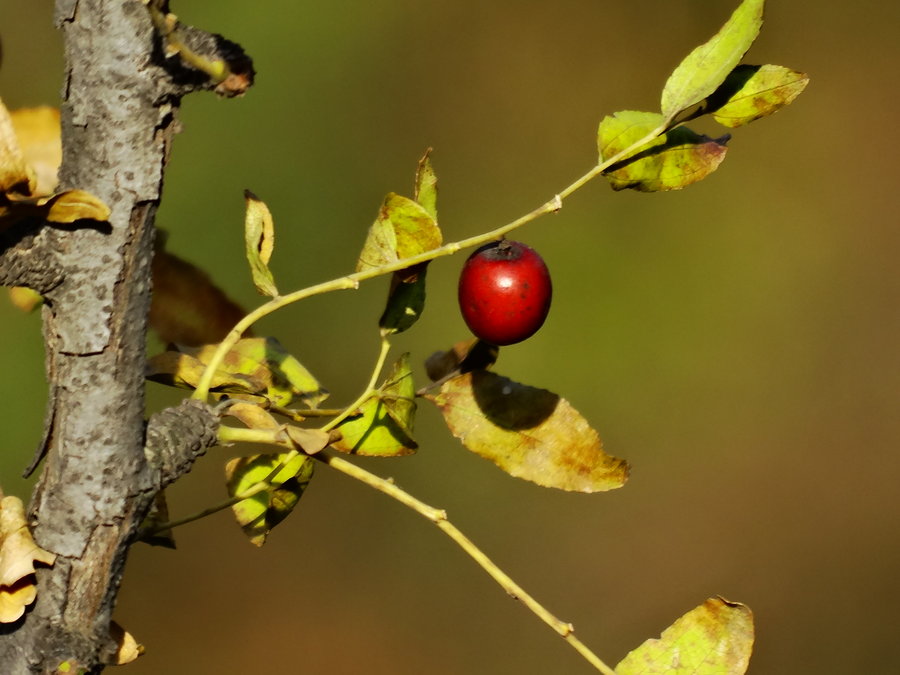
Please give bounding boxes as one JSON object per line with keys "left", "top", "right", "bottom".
{"left": 332, "top": 354, "right": 417, "bottom": 456}
{"left": 356, "top": 193, "right": 442, "bottom": 272}
{"left": 707, "top": 64, "right": 809, "bottom": 128}
{"left": 145, "top": 350, "right": 266, "bottom": 395}
{"left": 180, "top": 337, "right": 328, "bottom": 409}
{"left": 7, "top": 287, "right": 43, "bottom": 313}
{"left": 599, "top": 112, "right": 729, "bottom": 192}
{"left": 414, "top": 149, "right": 438, "bottom": 221}
{"left": 425, "top": 371, "right": 628, "bottom": 492}
{"left": 225, "top": 453, "right": 315, "bottom": 546}
{"left": 243, "top": 190, "right": 278, "bottom": 297}
{"left": 616, "top": 597, "right": 754, "bottom": 674}
{"left": 661, "top": 0, "right": 765, "bottom": 119}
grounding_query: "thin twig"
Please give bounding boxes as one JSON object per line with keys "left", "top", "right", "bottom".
{"left": 316, "top": 450, "right": 618, "bottom": 675}
{"left": 191, "top": 121, "right": 665, "bottom": 402}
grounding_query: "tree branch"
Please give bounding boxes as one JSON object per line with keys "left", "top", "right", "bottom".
{"left": 0, "top": 2, "right": 251, "bottom": 671}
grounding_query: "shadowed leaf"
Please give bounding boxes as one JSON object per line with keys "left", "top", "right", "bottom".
{"left": 661, "top": 0, "right": 765, "bottom": 119}
{"left": 616, "top": 597, "right": 754, "bottom": 674}
{"left": 425, "top": 371, "right": 628, "bottom": 492}
{"left": 706, "top": 64, "right": 809, "bottom": 128}
{"left": 599, "top": 112, "right": 729, "bottom": 191}
{"left": 243, "top": 190, "right": 278, "bottom": 296}
{"left": 110, "top": 621, "right": 144, "bottom": 665}
{"left": 379, "top": 263, "right": 429, "bottom": 336}
{"left": 332, "top": 353, "right": 417, "bottom": 456}
{"left": 150, "top": 245, "right": 248, "bottom": 346}
{"left": 149, "top": 337, "right": 328, "bottom": 408}
{"left": 225, "top": 452, "right": 315, "bottom": 546}
{"left": 424, "top": 339, "right": 499, "bottom": 382}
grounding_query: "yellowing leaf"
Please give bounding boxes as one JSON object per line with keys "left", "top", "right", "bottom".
{"left": 0, "top": 496, "right": 56, "bottom": 623}
{"left": 243, "top": 190, "right": 278, "bottom": 297}
{"left": 0, "top": 97, "right": 35, "bottom": 195}
{"left": 42, "top": 189, "right": 111, "bottom": 223}
{"left": 356, "top": 193, "right": 442, "bottom": 272}
{"left": 150, "top": 337, "right": 328, "bottom": 409}
{"left": 332, "top": 354, "right": 417, "bottom": 456}
{"left": 599, "top": 112, "right": 728, "bottom": 192}
{"left": 707, "top": 64, "right": 809, "bottom": 128}
{"left": 7, "top": 287, "right": 43, "bottom": 313}
{"left": 661, "top": 0, "right": 766, "bottom": 119}
{"left": 225, "top": 453, "right": 315, "bottom": 546}
{"left": 224, "top": 401, "right": 281, "bottom": 431}
{"left": 425, "top": 371, "right": 628, "bottom": 492}
{"left": 150, "top": 245, "right": 248, "bottom": 347}
{"left": 146, "top": 350, "right": 265, "bottom": 395}
{"left": 10, "top": 106, "right": 61, "bottom": 197}
{"left": 615, "top": 597, "right": 754, "bottom": 675}
{"left": 109, "top": 621, "right": 144, "bottom": 665}
{"left": 414, "top": 149, "right": 438, "bottom": 221}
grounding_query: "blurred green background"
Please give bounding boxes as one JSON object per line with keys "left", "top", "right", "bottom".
{"left": 1, "top": 1, "right": 898, "bottom": 673}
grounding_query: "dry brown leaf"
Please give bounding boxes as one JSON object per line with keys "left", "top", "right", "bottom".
{"left": 150, "top": 247, "right": 248, "bottom": 346}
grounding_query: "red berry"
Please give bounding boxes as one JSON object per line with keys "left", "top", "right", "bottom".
{"left": 457, "top": 240, "right": 552, "bottom": 346}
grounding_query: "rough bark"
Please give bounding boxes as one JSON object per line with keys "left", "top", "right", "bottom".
{"left": 0, "top": 2, "right": 251, "bottom": 671}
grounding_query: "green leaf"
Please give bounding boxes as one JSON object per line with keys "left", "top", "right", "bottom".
{"left": 225, "top": 452, "right": 315, "bottom": 547}
{"left": 660, "top": 0, "right": 765, "bottom": 119}
{"left": 332, "top": 354, "right": 417, "bottom": 456}
{"left": 356, "top": 193, "right": 442, "bottom": 272}
{"left": 243, "top": 190, "right": 278, "bottom": 297}
{"left": 424, "top": 370, "right": 629, "bottom": 492}
{"left": 615, "top": 597, "right": 754, "bottom": 674}
{"left": 706, "top": 64, "right": 809, "bottom": 128}
{"left": 599, "top": 112, "right": 729, "bottom": 192}
{"left": 414, "top": 149, "right": 438, "bottom": 221}
{"left": 598, "top": 111, "right": 666, "bottom": 163}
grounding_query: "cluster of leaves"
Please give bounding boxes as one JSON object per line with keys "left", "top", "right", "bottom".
{"left": 1, "top": 0, "right": 805, "bottom": 671}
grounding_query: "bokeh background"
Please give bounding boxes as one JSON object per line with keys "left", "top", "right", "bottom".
{"left": 1, "top": 1, "right": 898, "bottom": 673}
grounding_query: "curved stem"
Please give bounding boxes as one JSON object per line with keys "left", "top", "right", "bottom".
{"left": 316, "top": 450, "right": 618, "bottom": 675}
{"left": 192, "top": 122, "right": 666, "bottom": 402}
{"left": 320, "top": 336, "right": 392, "bottom": 432}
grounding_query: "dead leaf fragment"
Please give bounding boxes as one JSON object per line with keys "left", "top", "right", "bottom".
{"left": 0, "top": 496, "right": 56, "bottom": 623}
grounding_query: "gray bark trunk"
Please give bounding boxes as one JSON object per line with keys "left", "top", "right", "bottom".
{"left": 0, "top": 2, "right": 249, "bottom": 671}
